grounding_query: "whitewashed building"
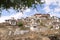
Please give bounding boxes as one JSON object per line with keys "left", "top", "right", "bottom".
{"left": 5, "top": 17, "right": 17, "bottom": 26}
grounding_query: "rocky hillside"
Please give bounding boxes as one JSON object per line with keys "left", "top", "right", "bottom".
{"left": 0, "top": 14, "right": 60, "bottom": 40}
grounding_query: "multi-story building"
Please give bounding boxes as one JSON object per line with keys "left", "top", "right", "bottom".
{"left": 23, "top": 13, "right": 51, "bottom": 31}
{"left": 5, "top": 17, "right": 17, "bottom": 26}
{"left": 51, "top": 16, "right": 60, "bottom": 22}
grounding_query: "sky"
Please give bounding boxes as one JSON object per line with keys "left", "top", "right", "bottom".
{"left": 0, "top": 0, "right": 60, "bottom": 23}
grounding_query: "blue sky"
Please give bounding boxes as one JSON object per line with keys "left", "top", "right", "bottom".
{"left": 0, "top": 0, "right": 60, "bottom": 23}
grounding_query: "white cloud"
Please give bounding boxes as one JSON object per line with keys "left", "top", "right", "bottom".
{"left": 0, "top": 12, "right": 23, "bottom": 23}
{"left": 43, "top": 6, "right": 51, "bottom": 13}
{"left": 49, "top": 13, "right": 60, "bottom": 17}
{"left": 54, "top": 7, "right": 60, "bottom": 12}
{"left": 0, "top": 8, "right": 31, "bottom": 23}
{"left": 44, "top": 0, "right": 57, "bottom": 5}
{"left": 10, "top": 12, "right": 23, "bottom": 19}
{"left": 0, "top": 16, "right": 10, "bottom": 23}
{"left": 24, "top": 8, "right": 31, "bottom": 13}
{"left": 45, "top": 0, "right": 52, "bottom": 5}
{"left": 56, "top": 0, "right": 60, "bottom": 6}
{"left": 44, "top": 0, "right": 60, "bottom": 7}
{"left": 43, "top": 0, "right": 60, "bottom": 17}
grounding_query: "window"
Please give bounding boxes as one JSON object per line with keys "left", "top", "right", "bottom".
{"left": 33, "top": 26, "right": 36, "bottom": 28}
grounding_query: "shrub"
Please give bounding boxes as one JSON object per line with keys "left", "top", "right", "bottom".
{"left": 17, "top": 22, "right": 23, "bottom": 27}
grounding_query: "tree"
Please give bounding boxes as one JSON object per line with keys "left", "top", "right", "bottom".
{"left": 0, "top": 0, "right": 45, "bottom": 17}
{"left": 0, "top": 0, "right": 44, "bottom": 11}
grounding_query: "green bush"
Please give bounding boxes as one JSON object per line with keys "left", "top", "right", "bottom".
{"left": 17, "top": 22, "right": 23, "bottom": 27}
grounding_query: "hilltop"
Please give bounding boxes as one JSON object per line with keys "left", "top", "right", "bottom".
{"left": 0, "top": 13, "right": 60, "bottom": 40}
